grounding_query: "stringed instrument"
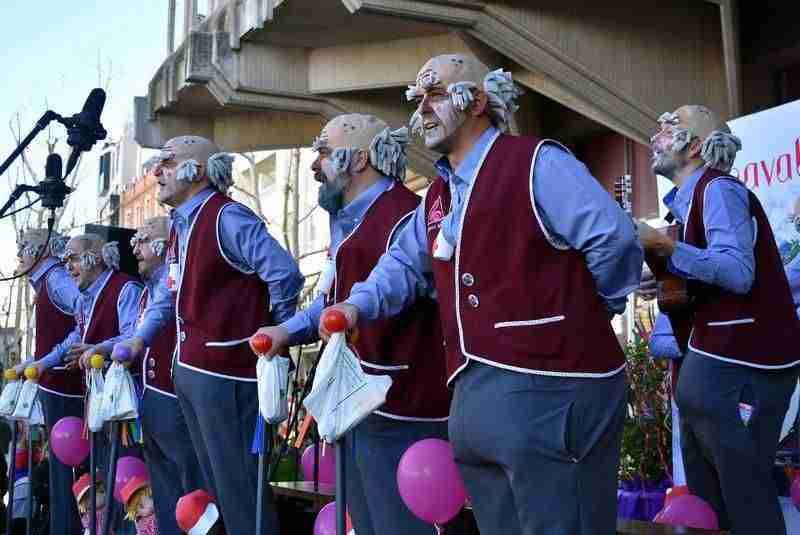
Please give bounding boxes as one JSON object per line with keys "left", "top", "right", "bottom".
{"left": 613, "top": 175, "right": 693, "bottom": 350}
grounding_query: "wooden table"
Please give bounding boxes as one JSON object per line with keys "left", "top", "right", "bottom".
{"left": 271, "top": 482, "right": 723, "bottom": 534}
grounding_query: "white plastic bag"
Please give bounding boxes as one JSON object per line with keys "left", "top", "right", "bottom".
{"left": 29, "top": 397, "right": 45, "bottom": 427}
{"left": 0, "top": 379, "right": 22, "bottom": 417}
{"left": 99, "top": 362, "right": 138, "bottom": 422}
{"left": 303, "top": 333, "right": 391, "bottom": 443}
{"left": 87, "top": 368, "right": 106, "bottom": 432}
{"left": 10, "top": 379, "right": 39, "bottom": 421}
{"left": 256, "top": 356, "right": 290, "bottom": 424}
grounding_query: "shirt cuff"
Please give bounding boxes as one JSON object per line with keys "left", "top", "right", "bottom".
{"left": 39, "top": 351, "right": 64, "bottom": 370}
{"left": 346, "top": 290, "right": 379, "bottom": 322}
{"left": 134, "top": 323, "right": 158, "bottom": 347}
{"left": 668, "top": 241, "right": 701, "bottom": 279}
{"left": 281, "top": 315, "right": 313, "bottom": 346}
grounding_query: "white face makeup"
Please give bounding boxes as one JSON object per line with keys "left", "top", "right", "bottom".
{"left": 408, "top": 72, "right": 467, "bottom": 154}
{"left": 154, "top": 152, "right": 193, "bottom": 207}
{"left": 136, "top": 494, "right": 154, "bottom": 518}
{"left": 650, "top": 111, "right": 693, "bottom": 179}
{"left": 62, "top": 239, "right": 102, "bottom": 291}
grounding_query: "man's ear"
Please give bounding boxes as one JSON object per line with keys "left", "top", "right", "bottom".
{"left": 469, "top": 90, "right": 490, "bottom": 118}
{"left": 351, "top": 149, "right": 369, "bottom": 173}
{"left": 687, "top": 137, "right": 703, "bottom": 159}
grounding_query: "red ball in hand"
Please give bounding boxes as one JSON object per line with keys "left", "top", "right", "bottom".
{"left": 250, "top": 333, "right": 273, "bottom": 354}
{"left": 322, "top": 309, "right": 348, "bottom": 333}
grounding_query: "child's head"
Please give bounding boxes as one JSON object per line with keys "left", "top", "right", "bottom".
{"left": 176, "top": 489, "right": 222, "bottom": 534}
{"left": 122, "top": 476, "right": 154, "bottom": 521}
{"left": 72, "top": 473, "right": 106, "bottom": 514}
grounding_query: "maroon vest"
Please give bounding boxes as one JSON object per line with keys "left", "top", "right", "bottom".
{"left": 176, "top": 192, "right": 271, "bottom": 380}
{"left": 329, "top": 183, "right": 450, "bottom": 419}
{"left": 139, "top": 286, "right": 177, "bottom": 396}
{"left": 79, "top": 271, "right": 139, "bottom": 346}
{"left": 425, "top": 134, "right": 625, "bottom": 383}
{"left": 35, "top": 264, "right": 82, "bottom": 397}
{"left": 685, "top": 168, "right": 800, "bottom": 368}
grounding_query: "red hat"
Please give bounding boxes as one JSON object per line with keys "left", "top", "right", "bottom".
{"left": 72, "top": 473, "right": 103, "bottom": 503}
{"left": 120, "top": 475, "right": 150, "bottom": 505}
{"left": 176, "top": 490, "right": 220, "bottom": 535}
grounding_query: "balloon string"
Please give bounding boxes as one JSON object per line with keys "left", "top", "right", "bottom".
{"left": 434, "top": 524, "right": 443, "bottom": 535}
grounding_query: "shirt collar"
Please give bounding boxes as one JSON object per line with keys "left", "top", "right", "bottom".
{"left": 663, "top": 165, "right": 707, "bottom": 223}
{"left": 144, "top": 264, "right": 167, "bottom": 293}
{"left": 29, "top": 257, "right": 58, "bottom": 289}
{"left": 174, "top": 187, "right": 216, "bottom": 223}
{"left": 336, "top": 176, "right": 394, "bottom": 223}
{"left": 434, "top": 126, "right": 500, "bottom": 184}
{"left": 82, "top": 268, "right": 112, "bottom": 300}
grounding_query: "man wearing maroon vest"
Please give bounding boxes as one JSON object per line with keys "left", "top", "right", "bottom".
{"left": 255, "top": 114, "right": 451, "bottom": 535}
{"left": 319, "top": 54, "right": 642, "bottom": 534}
{"left": 117, "top": 136, "right": 303, "bottom": 535}
{"left": 12, "top": 228, "right": 82, "bottom": 535}
{"left": 641, "top": 105, "right": 800, "bottom": 534}
{"left": 120, "top": 216, "right": 204, "bottom": 535}
{"left": 37, "top": 233, "right": 143, "bottom": 531}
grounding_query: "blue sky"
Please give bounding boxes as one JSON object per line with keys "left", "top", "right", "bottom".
{"left": 0, "top": 1, "right": 171, "bottom": 274}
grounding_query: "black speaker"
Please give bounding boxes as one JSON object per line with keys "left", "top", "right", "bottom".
{"left": 79, "top": 224, "right": 139, "bottom": 279}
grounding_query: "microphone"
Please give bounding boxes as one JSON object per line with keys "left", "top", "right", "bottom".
{"left": 37, "top": 153, "right": 72, "bottom": 209}
{"left": 59, "top": 88, "right": 108, "bottom": 177}
{"left": 45, "top": 152, "right": 62, "bottom": 181}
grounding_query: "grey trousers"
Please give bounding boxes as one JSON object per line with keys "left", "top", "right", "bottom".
{"left": 344, "top": 413, "right": 448, "bottom": 535}
{"left": 449, "top": 361, "right": 627, "bottom": 535}
{"left": 140, "top": 389, "right": 206, "bottom": 535}
{"left": 40, "top": 390, "right": 84, "bottom": 535}
{"left": 676, "top": 351, "right": 798, "bottom": 534}
{"left": 174, "top": 365, "right": 278, "bottom": 535}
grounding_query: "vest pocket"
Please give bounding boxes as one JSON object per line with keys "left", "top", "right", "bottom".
{"left": 204, "top": 336, "right": 251, "bottom": 347}
{"left": 494, "top": 315, "right": 566, "bottom": 329}
{"left": 706, "top": 318, "right": 755, "bottom": 327}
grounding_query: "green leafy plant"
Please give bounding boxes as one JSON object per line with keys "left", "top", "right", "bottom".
{"left": 619, "top": 334, "right": 673, "bottom": 483}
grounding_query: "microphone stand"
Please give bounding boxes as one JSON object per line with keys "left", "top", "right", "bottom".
{"left": 0, "top": 111, "right": 61, "bottom": 180}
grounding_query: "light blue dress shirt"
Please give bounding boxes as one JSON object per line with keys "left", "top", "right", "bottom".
{"left": 650, "top": 258, "right": 800, "bottom": 361}
{"left": 281, "top": 176, "right": 397, "bottom": 346}
{"left": 135, "top": 188, "right": 304, "bottom": 345}
{"left": 346, "top": 126, "right": 642, "bottom": 319}
{"left": 17, "top": 258, "right": 81, "bottom": 368}
{"left": 39, "top": 269, "right": 143, "bottom": 370}
{"left": 648, "top": 314, "right": 683, "bottom": 360}
{"left": 664, "top": 166, "right": 755, "bottom": 294}
{"left": 30, "top": 257, "right": 80, "bottom": 314}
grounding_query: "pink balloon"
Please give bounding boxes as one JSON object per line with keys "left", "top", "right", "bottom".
{"left": 792, "top": 476, "right": 800, "bottom": 509}
{"left": 301, "top": 444, "right": 336, "bottom": 485}
{"left": 314, "top": 502, "right": 337, "bottom": 535}
{"left": 114, "top": 456, "right": 148, "bottom": 502}
{"left": 655, "top": 494, "right": 719, "bottom": 530}
{"left": 50, "top": 417, "right": 89, "bottom": 467}
{"left": 397, "top": 438, "right": 466, "bottom": 525}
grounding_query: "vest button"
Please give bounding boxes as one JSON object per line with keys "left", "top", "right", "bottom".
{"left": 147, "top": 370, "right": 156, "bottom": 379}
{"left": 180, "top": 331, "right": 187, "bottom": 342}
{"left": 148, "top": 358, "right": 156, "bottom": 368}
{"left": 467, "top": 294, "right": 479, "bottom": 308}
{"left": 461, "top": 273, "right": 475, "bottom": 287}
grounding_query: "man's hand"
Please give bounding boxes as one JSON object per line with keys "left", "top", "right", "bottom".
{"left": 23, "top": 362, "right": 43, "bottom": 379}
{"left": 63, "top": 343, "right": 91, "bottom": 366}
{"left": 637, "top": 267, "right": 658, "bottom": 301}
{"left": 111, "top": 337, "right": 145, "bottom": 368}
{"left": 249, "top": 326, "right": 290, "bottom": 361}
{"left": 639, "top": 226, "right": 676, "bottom": 257}
{"left": 318, "top": 304, "right": 359, "bottom": 342}
{"left": 78, "top": 345, "right": 111, "bottom": 370}
{"left": 13, "top": 361, "right": 30, "bottom": 376}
